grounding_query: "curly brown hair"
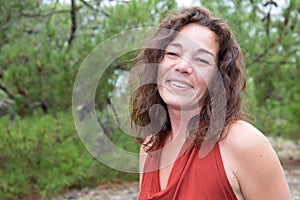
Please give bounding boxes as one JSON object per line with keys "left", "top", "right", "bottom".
{"left": 130, "top": 6, "right": 247, "bottom": 152}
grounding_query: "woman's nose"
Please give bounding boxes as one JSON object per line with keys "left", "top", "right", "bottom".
{"left": 175, "top": 57, "right": 193, "bottom": 74}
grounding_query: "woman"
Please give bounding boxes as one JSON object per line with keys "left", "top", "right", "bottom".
{"left": 130, "top": 6, "right": 291, "bottom": 200}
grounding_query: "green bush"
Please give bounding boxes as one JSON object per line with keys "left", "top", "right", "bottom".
{"left": 0, "top": 111, "right": 138, "bottom": 199}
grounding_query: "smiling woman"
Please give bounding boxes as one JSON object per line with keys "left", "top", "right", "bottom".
{"left": 157, "top": 24, "right": 218, "bottom": 112}
{"left": 130, "top": 6, "right": 291, "bottom": 200}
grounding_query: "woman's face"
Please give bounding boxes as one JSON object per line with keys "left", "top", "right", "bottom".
{"left": 157, "top": 23, "right": 219, "bottom": 111}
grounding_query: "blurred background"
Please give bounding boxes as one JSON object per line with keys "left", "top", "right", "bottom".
{"left": 0, "top": 0, "right": 299, "bottom": 199}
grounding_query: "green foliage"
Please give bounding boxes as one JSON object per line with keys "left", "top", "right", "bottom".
{"left": 198, "top": 0, "right": 300, "bottom": 137}
{"left": 0, "top": 1, "right": 175, "bottom": 199}
{"left": 0, "top": 1, "right": 79, "bottom": 115}
{"left": 0, "top": 0, "right": 177, "bottom": 115}
{"left": 0, "top": 111, "right": 138, "bottom": 199}
{"left": 101, "top": 0, "right": 176, "bottom": 36}
{"left": 94, "top": 0, "right": 176, "bottom": 110}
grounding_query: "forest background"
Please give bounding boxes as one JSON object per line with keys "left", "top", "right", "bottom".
{"left": 0, "top": 0, "right": 299, "bottom": 199}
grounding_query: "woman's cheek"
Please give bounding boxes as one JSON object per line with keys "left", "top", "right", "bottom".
{"left": 194, "top": 67, "right": 215, "bottom": 86}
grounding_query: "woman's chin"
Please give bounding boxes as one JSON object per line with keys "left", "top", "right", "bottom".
{"left": 165, "top": 100, "right": 201, "bottom": 112}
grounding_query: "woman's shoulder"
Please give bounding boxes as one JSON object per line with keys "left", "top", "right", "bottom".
{"left": 222, "top": 120, "right": 271, "bottom": 152}
{"left": 220, "top": 120, "right": 291, "bottom": 199}
{"left": 219, "top": 119, "right": 280, "bottom": 181}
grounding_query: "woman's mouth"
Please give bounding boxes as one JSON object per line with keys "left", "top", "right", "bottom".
{"left": 168, "top": 80, "right": 193, "bottom": 89}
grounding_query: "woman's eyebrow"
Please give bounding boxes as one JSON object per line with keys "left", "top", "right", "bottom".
{"left": 197, "top": 48, "right": 215, "bottom": 58}
{"left": 166, "top": 42, "right": 182, "bottom": 49}
{"left": 167, "top": 42, "right": 216, "bottom": 59}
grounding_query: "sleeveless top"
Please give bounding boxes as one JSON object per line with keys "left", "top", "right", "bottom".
{"left": 138, "top": 141, "right": 238, "bottom": 200}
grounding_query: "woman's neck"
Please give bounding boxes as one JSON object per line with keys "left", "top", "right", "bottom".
{"left": 167, "top": 106, "right": 202, "bottom": 142}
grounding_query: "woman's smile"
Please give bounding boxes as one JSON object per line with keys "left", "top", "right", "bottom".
{"left": 167, "top": 79, "right": 193, "bottom": 89}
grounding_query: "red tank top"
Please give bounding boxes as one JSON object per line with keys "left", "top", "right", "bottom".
{"left": 138, "top": 141, "right": 237, "bottom": 200}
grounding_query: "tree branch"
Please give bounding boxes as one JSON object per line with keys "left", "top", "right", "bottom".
{"left": 79, "top": 0, "right": 110, "bottom": 17}
{"left": 68, "top": 0, "right": 77, "bottom": 46}
{"left": 252, "top": 42, "right": 276, "bottom": 63}
{"left": 20, "top": 9, "right": 72, "bottom": 18}
{"left": 0, "top": 83, "right": 14, "bottom": 99}
{"left": 263, "top": 0, "right": 278, "bottom": 7}
{"left": 79, "top": 0, "right": 97, "bottom": 11}
{"left": 46, "top": 0, "right": 59, "bottom": 26}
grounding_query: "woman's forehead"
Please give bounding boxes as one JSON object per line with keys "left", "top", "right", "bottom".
{"left": 167, "top": 24, "right": 219, "bottom": 57}
{"left": 168, "top": 24, "right": 219, "bottom": 56}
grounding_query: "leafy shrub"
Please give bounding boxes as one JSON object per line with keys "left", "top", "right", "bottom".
{"left": 0, "top": 111, "right": 138, "bottom": 199}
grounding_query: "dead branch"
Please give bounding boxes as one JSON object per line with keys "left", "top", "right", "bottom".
{"left": 79, "top": 0, "right": 110, "bottom": 17}
{"left": 68, "top": 0, "right": 77, "bottom": 46}
{"left": 20, "top": 9, "right": 72, "bottom": 18}
{"left": 0, "top": 83, "right": 14, "bottom": 99}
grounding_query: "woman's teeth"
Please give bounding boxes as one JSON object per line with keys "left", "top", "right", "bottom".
{"left": 170, "top": 81, "right": 192, "bottom": 88}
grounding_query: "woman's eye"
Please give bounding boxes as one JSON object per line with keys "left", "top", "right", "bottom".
{"left": 165, "top": 51, "right": 179, "bottom": 57}
{"left": 196, "top": 58, "right": 210, "bottom": 65}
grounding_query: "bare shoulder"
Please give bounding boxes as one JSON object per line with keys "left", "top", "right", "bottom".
{"left": 224, "top": 120, "right": 271, "bottom": 151}
{"left": 222, "top": 120, "right": 280, "bottom": 172}
{"left": 220, "top": 120, "right": 291, "bottom": 199}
